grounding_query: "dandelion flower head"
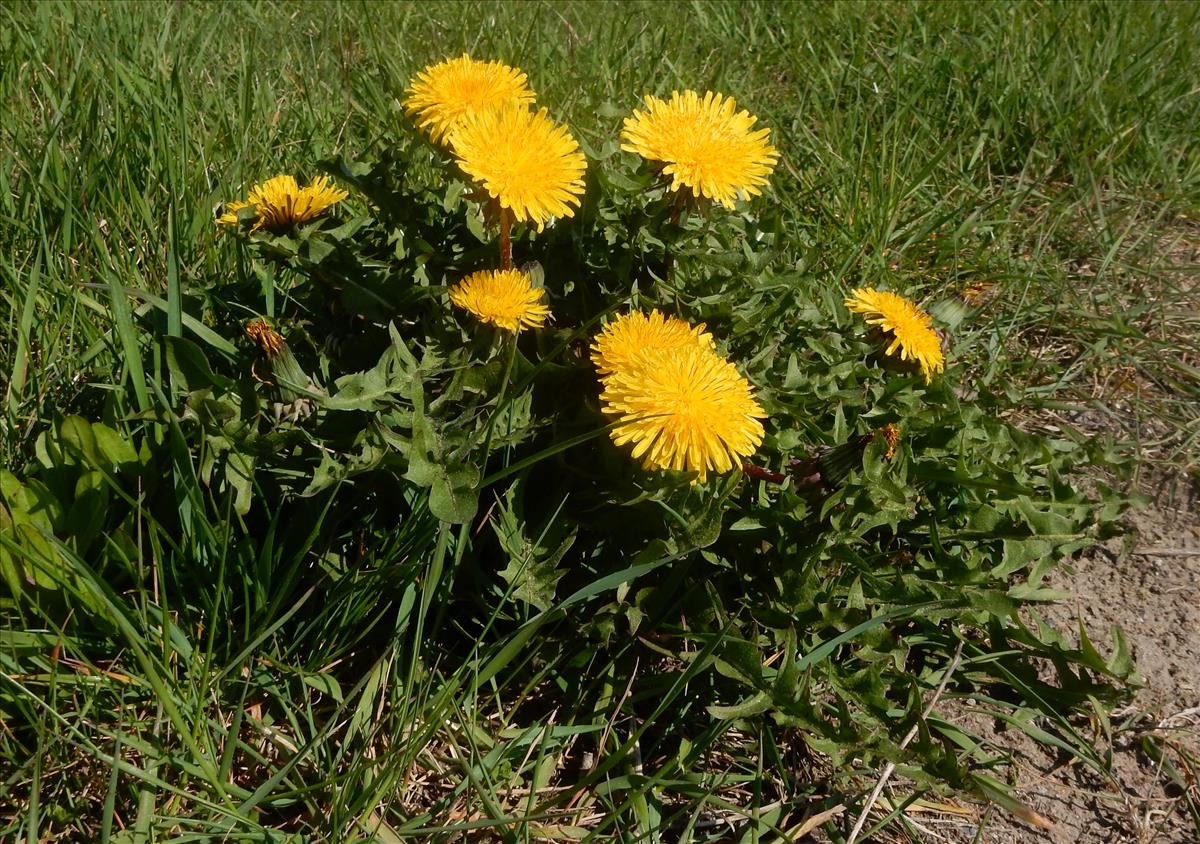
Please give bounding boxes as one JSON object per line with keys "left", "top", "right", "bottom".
{"left": 600, "top": 345, "right": 766, "bottom": 484}
{"left": 217, "top": 175, "right": 347, "bottom": 231}
{"left": 403, "top": 53, "right": 536, "bottom": 145}
{"left": 450, "top": 104, "right": 587, "bottom": 231}
{"left": 845, "top": 288, "right": 945, "bottom": 383}
{"left": 621, "top": 90, "right": 779, "bottom": 209}
{"left": 591, "top": 309, "right": 714, "bottom": 377}
{"left": 449, "top": 268, "right": 550, "bottom": 332}
{"left": 245, "top": 319, "right": 286, "bottom": 360}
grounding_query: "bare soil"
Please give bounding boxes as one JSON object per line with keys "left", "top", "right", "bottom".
{"left": 938, "top": 222, "right": 1200, "bottom": 843}
{"left": 944, "top": 474, "right": 1200, "bottom": 844}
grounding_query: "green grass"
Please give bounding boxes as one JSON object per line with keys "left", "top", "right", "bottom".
{"left": 2, "top": 1, "right": 1198, "bottom": 841}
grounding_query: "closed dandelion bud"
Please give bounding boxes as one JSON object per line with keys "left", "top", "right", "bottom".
{"left": 803, "top": 424, "right": 900, "bottom": 488}
{"left": 786, "top": 454, "right": 825, "bottom": 490}
{"left": 879, "top": 423, "right": 901, "bottom": 460}
{"left": 816, "top": 437, "right": 867, "bottom": 487}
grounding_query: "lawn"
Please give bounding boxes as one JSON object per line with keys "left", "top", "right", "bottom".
{"left": 2, "top": 1, "right": 1198, "bottom": 841}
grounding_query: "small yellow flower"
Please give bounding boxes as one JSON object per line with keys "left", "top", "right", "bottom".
{"left": 600, "top": 345, "right": 766, "bottom": 484}
{"left": 403, "top": 54, "right": 536, "bottom": 145}
{"left": 450, "top": 105, "right": 587, "bottom": 231}
{"left": 217, "top": 175, "right": 347, "bottom": 231}
{"left": 844, "top": 288, "right": 945, "bottom": 383}
{"left": 590, "top": 309, "right": 714, "bottom": 377}
{"left": 621, "top": 90, "right": 779, "bottom": 209}
{"left": 449, "top": 268, "right": 550, "bottom": 332}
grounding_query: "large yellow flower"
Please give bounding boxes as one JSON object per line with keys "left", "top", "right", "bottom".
{"left": 449, "top": 268, "right": 550, "bottom": 332}
{"left": 844, "top": 288, "right": 945, "bottom": 383}
{"left": 600, "top": 345, "right": 766, "bottom": 484}
{"left": 450, "top": 105, "right": 586, "bottom": 230}
{"left": 403, "top": 53, "right": 536, "bottom": 145}
{"left": 217, "top": 175, "right": 347, "bottom": 231}
{"left": 590, "top": 309, "right": 714, "bottom": 377}
{"left": 620, "top": 90, "right": 779, "bottom": 209}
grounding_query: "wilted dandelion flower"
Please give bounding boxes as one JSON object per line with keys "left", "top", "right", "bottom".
{"left": 449, "top": 268, "right": 550, "bottom": 332}
{"left": 243, "top": 317, "right": 312, "bottom": 403}
{"left": 879, "top": 423, "right": 900, "bottom": 459}
{"left": 403, "top": 54, "right": 536, "bottom": 145}
{"left": 620, "top": 90, "right": 779, "bottom": 209}
{"left": 844, "top": 288, "right": 945, "bottom": 383}
{"left": 590, "top": 309, "right": 714, "bottom": 377}
{"left": 600, "top": 345, "right": 766, "bottom": 484}
{"left": 218, "top": 175, "right": 347, "bottom": 231}
{"left": 450, "top": 105, "right": 586, "bottom": 230}
{"left": 245, "top": 319, "right": 286, "bottom": 359}
{"left": 961, "top": 280, "right": 997, "bottom": 307}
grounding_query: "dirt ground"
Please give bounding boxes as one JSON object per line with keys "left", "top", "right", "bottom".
{"left": 927, "top": 225, "right": 1200, "bottom": 843}
{"left": 937, "top": 473, "right": 1200, "bottom": 844}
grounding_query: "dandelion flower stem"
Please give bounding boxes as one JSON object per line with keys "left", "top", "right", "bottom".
{"left": 480, "top": 333, "right": 519, "bottom": 463}
{"left": 499, "top": 207, "right": 513, "bottom": 270}
{"left": 741, "top": 462, "right": 786, "bottom": 483}
{"left": 669, "top": 192, "right": 685, "bottom": 226}
{"left": 664, "top": 200, "right": 682, "bottom": 285}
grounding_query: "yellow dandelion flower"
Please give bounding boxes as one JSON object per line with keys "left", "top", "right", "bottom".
{"left": 217, "top": 174, "right": 347, "bottom": 231}
{"left": 844, "top": 288, "right": 945, "bottom": 383}
{"left": 620, "top": 90, "right": 779, "bottom": 209}
{"left": 450, "top": 105, "right": 586, "bottom": 231}
{"left": 590, "top": 309, "right": 715, "bottom": 377}
{"left": 403, "top": 54, "right": 536, "bottom": 145}
{"left": 600, "top": 345, "right": 766, "bottom": 484}
{"left": 448, "top": 268, "right": 550, "bottom": 332}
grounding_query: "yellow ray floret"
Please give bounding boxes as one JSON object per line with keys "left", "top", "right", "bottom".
{"left": 403, "top": 53, "right": 536, "bottom": 145}
{"left": 450, "top": 105, "right": 587, "bottom": 231}
{"left": 621, "top": 90, "right": 779, "bottom": 209}
{"left": 449, "top": 268, "right": 550, "bottom": 332}
{"left": 590, "top": 309, "right": 715, "bottom": 377}
{"left": 217, "top": 175, "right": 347, "bottom": 231}
{"left": 600, "top": 345, "right": 766, "bottom": 484}
{"left": 844, "top": 288, "right": 945, "bottom": 383}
